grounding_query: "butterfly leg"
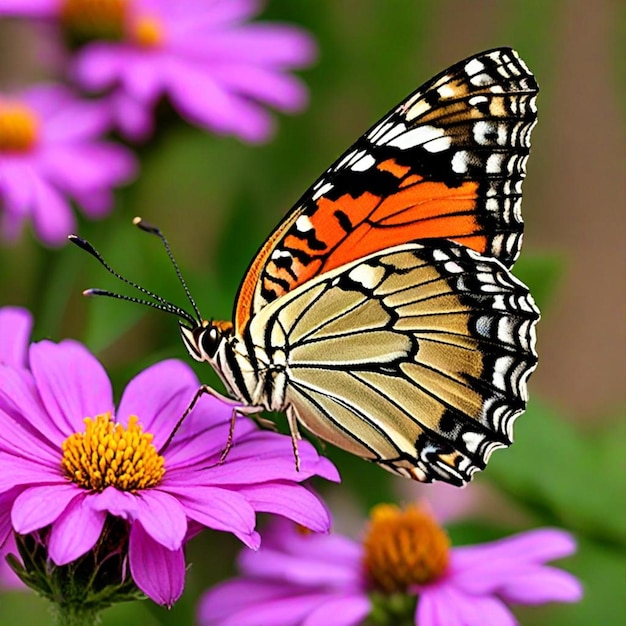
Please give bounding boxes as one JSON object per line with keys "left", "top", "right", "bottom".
{"left": 286, "top": 405, "right": 303, "bottom": 472}
{"left": 160, "top": 384, "right": 261, "bottom": 455}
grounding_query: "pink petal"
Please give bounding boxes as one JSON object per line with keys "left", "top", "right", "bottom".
{"left": 0, "top": 366, "right": 67, "bottom": 456}
{"left": 0, "top": 160, "right": 35, "bottom": 216}
{"left": 133, "top": 490, "right": 187, "bottom": 550}
{"left": 29, "top": 339, "right": 114, "bottom": 434}
{"left": 208, "top": 64, "right": 309, "bottom": 111}
{"left": 109, "top": 90, "right": 154, "bottom": 141}
{"left": 42, "top": 99, "right": 111, "bottom": 143}
{"left": 453, "top": 529, "right": 577, "bottom": 567}
{"left": 72, "top": 44, "right": 128, "bottom": 91}
{"left": 0, "top": 307, "right": 32, "bottom": 367}
{"left": 40, "top": 143, "right": 137, "bottom": 196}
{"left": 303, "top": 595, "right": 371, "bottom": 626}
{"left": 167, "top": 0, "right": 261, "bottom": 34}
{"left": 499, "top": 566, "right": 583, "bottom": 604}
{"left": 129, "top": 521, "right": 185, "bottom": 606}
{"left": 0, "top": 488, "right": 22, "bottom": 546}
{"left": 417, "top": 583, "right": 517, "bottom": 626}
{"left": 87, "top": 486, "right": 139, "bottom": 519}
{"left": 116, "top": 359, "right": 198, "bottom": 447}
{"left": 29, "top": 176, "right": 75, "bottom": 246}
{"left": 0, "top": 0, "right": 58, "bottom": 17}
{"left": 200, "top": 580, "right": 333, "bottom": 626}
{"left": 168, "top": 485, "right": 258, "bottom": 548}
{"left": 0, "top": 453, "right": 62, "bottom": 492}
{"left": 11, "top": 484, "right": 80, "bottom": 534}
{"left": 199, "top": 432, "right": 339, "bottom": 484}
{"left": 237, "top": 482, "right": 331, "bottom": 532}
{"left": 48, "top": 495, "right": 106, "bottom": 565}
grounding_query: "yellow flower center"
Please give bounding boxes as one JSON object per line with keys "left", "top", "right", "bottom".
{"left": 363, "top": 504, "right": 450, "bottom": 593}
{"left": 60, "top": 0, "right": 127, "bottom": 40}
{"left": 61, "top": 413, "right": 165, "bottom": 492}
{"left": 0, "top": 103, "right": 40, "bottom": 153}
{"left": 130, "top": 15, "right": 164, "bottom": 48}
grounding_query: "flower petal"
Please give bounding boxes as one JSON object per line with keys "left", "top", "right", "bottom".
{"left": 0, "top": 307, "right": 32, "bottom": 367}
{"left": 48, "top": 495, "right": 106, "bottom": 565}
{"left": 169, "top": 485, "right": 258, "bottom": 548}
{"left": 0, "top": 365, "right": 66, "bottom": 456}
{"left": 129, "top": 521, "right": 185, "bottom": 607}
{"left": 199, "top": 580, "right": 341, "bottom": 626}
{"left": 116, "top": 359, "right": 198, "bottom": 447}
{"left": 303, "top": 595, "right": 371, "bottom": 626}
{"left": 29, "top": 176, "right": 75, "bottom": 246}
{"left": 237, "top": 483, "right": 330, "bottom": 532}
{"left": 29, "top": 340, "right": 113, "bottom": 434}
{"left": 499, "top": 566, "right": 583, "bottom": 604}
{"left": 133, "top": 490, "right": 187, "bottom": 550}
{"left": 0, "top": 452, "right": 62, "bottom": 492}
{"left": 87, "top": 486, "right": 138, "bottom": 519}
{"left": 417, "top": 583, "right": 517, "bottom": 626}
{"left": 11, "top": 484, "right": 80, "bottom": 534}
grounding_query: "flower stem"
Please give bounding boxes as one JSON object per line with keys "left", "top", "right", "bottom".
{"left": 51, "top": 604, "right": 102, "bottom": 626}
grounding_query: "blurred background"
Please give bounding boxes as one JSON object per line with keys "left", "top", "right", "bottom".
{"left": 0, "top": 1, "right": 624, "bottom": 625}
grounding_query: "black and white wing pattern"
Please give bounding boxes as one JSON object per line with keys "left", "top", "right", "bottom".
{"left": 246, "top": 241, "right": 539, "bottom": 485}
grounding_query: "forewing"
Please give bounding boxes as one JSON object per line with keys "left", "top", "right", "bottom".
{"left": 235, "top": 47, "right": 538, "bottom": 332}
{"left": 247, "top": 241, "right": 539, "bottom": 485}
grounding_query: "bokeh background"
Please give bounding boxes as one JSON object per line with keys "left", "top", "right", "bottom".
{"left": 0, "top": 1, "right": 624, "bottom": 624}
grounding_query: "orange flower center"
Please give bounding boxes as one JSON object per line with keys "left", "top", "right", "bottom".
{"left": 60, "top": 0, "right": 127, "bottom": 40}
{"left": 130, "top": 15, "right": 164, "bottom": 48}
{"left": 61, "top": 413, "right": 165, "bottom": 492}
{"left": 0, "top": 103, "right": 40, "bottom": 153}
{"left": 363, "top": 504, "right": 450, "bottom": 593}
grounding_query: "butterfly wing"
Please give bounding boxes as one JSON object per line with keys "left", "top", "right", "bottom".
{"left": 235, "top": 47, "right": 538, "bottom": 333}
{"left": 245, "top": 241, "right": 539, "bottom": 485}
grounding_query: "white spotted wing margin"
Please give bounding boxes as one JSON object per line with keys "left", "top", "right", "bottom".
{"left": 244, "top": 241, "right": 540, "bottom": 485}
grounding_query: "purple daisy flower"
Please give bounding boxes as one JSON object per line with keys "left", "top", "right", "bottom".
{"left": 0, "top": 84, "right": 137, "bottom": 246}
{"left": 0, "top": 0, "right": 317, "bottom": 142}
{"left": 0, "top": 338, "right": 338, "bottom": 606}
{"left": 199, "top": 505, "right": 582, "bottom": 626}
{"left": 0, "top": 306, "right": 32, "bottom": 590}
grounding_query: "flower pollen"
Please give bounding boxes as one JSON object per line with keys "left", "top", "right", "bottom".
{"left": 61, "top": 0, "right": 127, "bottom": 40}
{"left": 62, "top": 413, "right": 165, "bottom": 491}
{"left": 0, "top": 103, "right": 39, "bottom": 153}
{"left": 363, "top": 504, "right": 450, "bottom": 593}
{"left": 131, "top": 15, "right": 164, "bottom": 48}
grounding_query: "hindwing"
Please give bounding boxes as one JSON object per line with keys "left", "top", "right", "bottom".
{"left": 235, "top": 47, "right": 538, "bottom": 332}
{"left": 245, "top": 241, "right": 539, "bottom": 484}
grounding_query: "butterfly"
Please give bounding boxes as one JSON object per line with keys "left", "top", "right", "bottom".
{"left": 71, "top": 47, "right": 540, "bottom": 486}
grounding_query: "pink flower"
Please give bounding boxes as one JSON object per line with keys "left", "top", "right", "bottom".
{"left": 0, "top": 84, "right": 137, "bottom": 246}
{"left": 199, "top": 505, "right": 582, "bottom": 626}
{"left": 0, "top": 333, "right": 338, "bottom": 606}
{"left": 0, "top": 306, "right": 32, "bottom": 590}
{"left": 0, "top": 0, "right": 317, "bottom": 142}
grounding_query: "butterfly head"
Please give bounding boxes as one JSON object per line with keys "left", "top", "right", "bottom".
{"left": 179, "top": 319, "right": 233, "bottom": 363}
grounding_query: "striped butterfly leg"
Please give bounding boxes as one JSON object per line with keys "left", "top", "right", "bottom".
{"left": 160, "top": 383, "right": 264, "bottom": 462}
{"left": 249, "top": 240, "right": 539, "bottom": 485}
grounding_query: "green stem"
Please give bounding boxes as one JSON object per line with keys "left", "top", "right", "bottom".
{"left": 51, "top": 603, "right": 102, "bottom": 626}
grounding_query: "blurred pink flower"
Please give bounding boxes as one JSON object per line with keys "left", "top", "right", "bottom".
{"left": 0, "top": 84, "right": 136, "bottom": 246}
{"left": 0, "top": 0, "right": 317, "bottom": 142}
{"left": 199, "top": 505, "right": 582, "bottom": 626}
{"left": 0, "top": 335, "right": 338, "bottom": 606}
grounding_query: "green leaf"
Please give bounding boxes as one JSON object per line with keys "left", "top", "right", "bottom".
{"left": 488, "top": 400, "right": 626, "bottom": 546}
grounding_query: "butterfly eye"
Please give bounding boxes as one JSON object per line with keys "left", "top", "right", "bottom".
{"left": 200, "top": 326, "right": 222, "bottom": 359}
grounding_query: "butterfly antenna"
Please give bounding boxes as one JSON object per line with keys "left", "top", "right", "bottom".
{"left": 68, "top": 234, "right": 197, "bottom": 326}
{"left": 133, "top": 217, "right": 203, "bottom": 322}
